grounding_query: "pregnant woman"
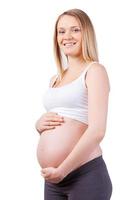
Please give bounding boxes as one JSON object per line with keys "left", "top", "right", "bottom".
{"left": 35, "top": 8, "right": 112, "bottom": 200}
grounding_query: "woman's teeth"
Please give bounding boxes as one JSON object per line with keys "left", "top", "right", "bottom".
{"left": 64, "top": 42, "right": 76, "bottom": 46}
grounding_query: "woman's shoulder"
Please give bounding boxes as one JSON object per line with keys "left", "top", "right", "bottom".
{"left": 86, "top": 62, "right": 111, "bottom": 92}
{"left": 86, "top": 62, "right": 109, "bottom": 77}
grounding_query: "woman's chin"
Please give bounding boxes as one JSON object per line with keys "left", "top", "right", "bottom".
{"left": 64, "top": 52, "right": 81, "bottom": 57}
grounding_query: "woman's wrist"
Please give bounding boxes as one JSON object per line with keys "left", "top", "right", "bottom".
{"left": 57, "top": 163, "right": 73, "bottom": 179}
{"left": 57, "top": 166, "right": 67, "bottom": 179}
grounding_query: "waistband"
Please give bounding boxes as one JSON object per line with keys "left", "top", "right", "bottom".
{"left": 57, "top": 155, "right": 105, "bottom": 185}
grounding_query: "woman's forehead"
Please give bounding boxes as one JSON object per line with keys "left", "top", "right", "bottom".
{"left": 57, "top": 15, "right": 80, "bottom": 29}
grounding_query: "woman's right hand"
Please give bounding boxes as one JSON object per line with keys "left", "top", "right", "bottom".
{"left": 35, "top": 112, "right": 64, "bottom": 134}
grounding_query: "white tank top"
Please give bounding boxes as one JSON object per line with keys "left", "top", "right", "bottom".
{"left": 42, "top": 61, "right": 98, "bottom": 125}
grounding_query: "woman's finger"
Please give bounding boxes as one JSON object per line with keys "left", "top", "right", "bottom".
{"left": 44, "top": 121, "right": 63, "bottom": 126}
{"left": 46, "top": 116, "right": 64, "bottom": 122}
{"left": 43, "top": 126, "right": 55, "bottom": 130}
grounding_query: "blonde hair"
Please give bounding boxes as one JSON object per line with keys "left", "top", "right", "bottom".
{"left": 53, "top": 8, "right": 99, "bottom": 80}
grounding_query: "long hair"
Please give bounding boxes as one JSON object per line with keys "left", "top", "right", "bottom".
{"left": 53, "top": 8, "right": 99, "bottom": 80}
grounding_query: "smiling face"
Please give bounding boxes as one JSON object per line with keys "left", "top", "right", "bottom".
{"left": 57, "top": 15, "right": 82, "bottom": 58}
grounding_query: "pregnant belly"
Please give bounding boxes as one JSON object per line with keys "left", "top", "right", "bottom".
{"left": 36, "top": 117, "right": 88, "bottom": 168}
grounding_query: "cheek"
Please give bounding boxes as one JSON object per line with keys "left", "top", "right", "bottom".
{"left": 77, "top": 35, "right": 82, "bottom": 43}
{"left": 78, "top": 38, "right": 82, "bottom": 48}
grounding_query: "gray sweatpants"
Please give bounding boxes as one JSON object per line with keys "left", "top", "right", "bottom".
{"left": 44, "top": 155, "right": 112, "bottom": 200}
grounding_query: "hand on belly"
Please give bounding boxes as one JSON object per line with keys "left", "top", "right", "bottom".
{"left": 36, "top": 117, "right": 87, "bottom": 168}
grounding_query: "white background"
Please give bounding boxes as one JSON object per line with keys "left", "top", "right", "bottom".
{"left": 0, "top": 0, "right": 133, "bottom": 199}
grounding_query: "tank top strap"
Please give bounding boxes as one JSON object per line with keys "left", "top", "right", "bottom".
{"left": 82, "top": 61, "right": 98, "bottom": 76}
{"left": 81, "top": 61, "right": 98, "bottom": 88}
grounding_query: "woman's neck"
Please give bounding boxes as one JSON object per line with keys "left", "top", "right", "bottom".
{"left": 67, "top": 56, "right": 87, "bottom": 72}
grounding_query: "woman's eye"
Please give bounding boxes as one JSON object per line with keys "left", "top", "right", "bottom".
{"left": 58, "top": 30, "right": 65, "bottom": 34}
{"left": 72, "top": 29, "right": 81, "bottom": 32}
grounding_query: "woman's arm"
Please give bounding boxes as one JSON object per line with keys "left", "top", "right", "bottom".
{"left": 58, "top": 63, "right": 110, "bottom": 176}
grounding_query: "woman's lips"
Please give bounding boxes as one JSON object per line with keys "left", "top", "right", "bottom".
{"left": 63, "top": 42, "right": 76, "bottom": 47}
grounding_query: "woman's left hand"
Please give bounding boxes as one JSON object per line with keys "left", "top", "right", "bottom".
{"left": 41, "top": 167, "right": 65, "bottom": 183}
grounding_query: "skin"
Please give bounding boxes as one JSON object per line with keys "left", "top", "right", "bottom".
{"left": 37, "top": 15, "right": 110, "bottom": 183}
{"left": 57, "top": 15, "right": 82, "bottom": 59}
{"left": 35, "top": 112, "right": 64, "bottom": 134}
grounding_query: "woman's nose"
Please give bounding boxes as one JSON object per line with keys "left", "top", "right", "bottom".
{"left": 64, "top": 30, "right": 73, "bottom": 39}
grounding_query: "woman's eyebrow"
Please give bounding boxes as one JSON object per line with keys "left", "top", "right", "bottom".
{"left": 58, "top": 26, "right": 80, "bottom": 29}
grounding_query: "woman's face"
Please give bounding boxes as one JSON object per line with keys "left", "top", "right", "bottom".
{"left": 57, "top": 15, "right": 82, "bottom": 57}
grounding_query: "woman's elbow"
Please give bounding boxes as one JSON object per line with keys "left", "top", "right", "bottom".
{"left": 89, "top": 125, "right": 106, "bottom": 141}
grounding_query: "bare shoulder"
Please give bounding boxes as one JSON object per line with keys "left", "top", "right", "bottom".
{"left": 86, "top": 62, "right": 110, "bottom": 91}
{"left": 89, "top": 62, "right": 108, "bottom": 73}
{"left": 49, "top": 74, "right": 58, "bottom": 87}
